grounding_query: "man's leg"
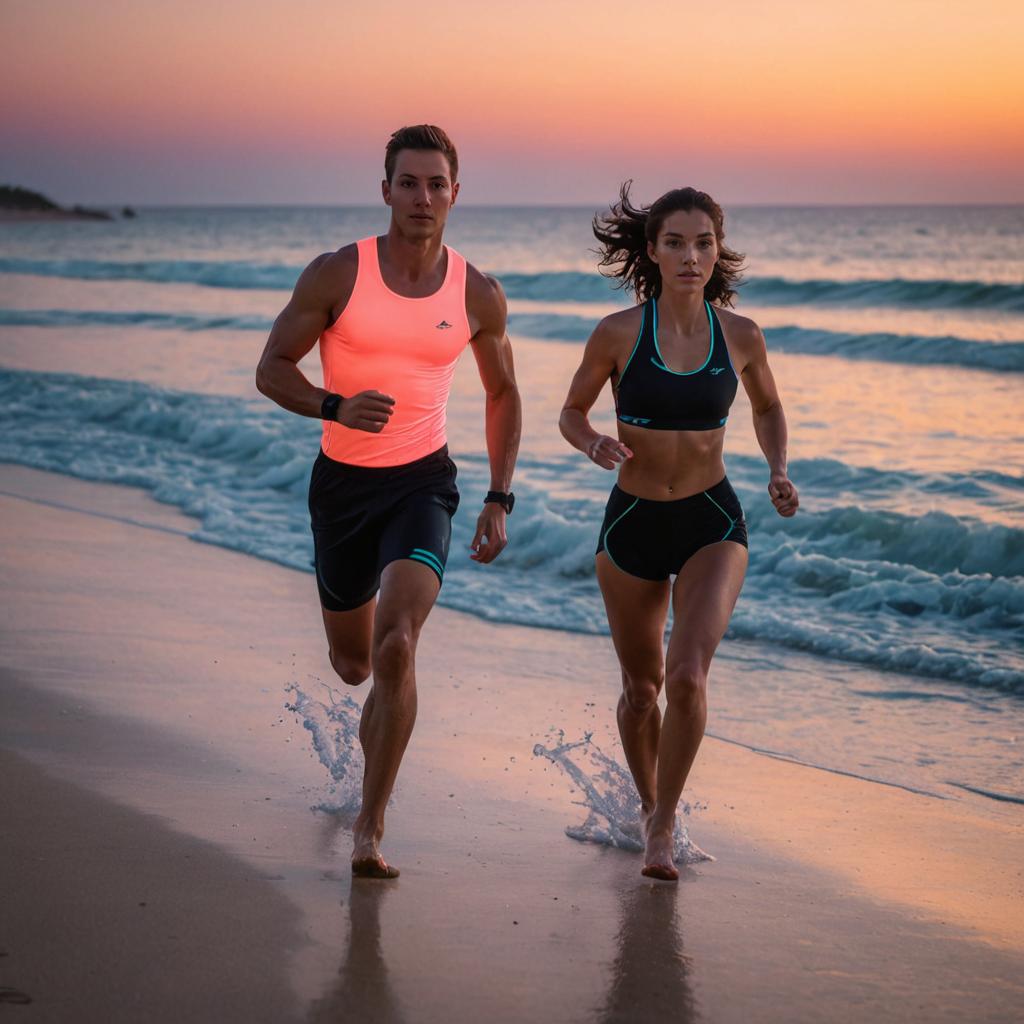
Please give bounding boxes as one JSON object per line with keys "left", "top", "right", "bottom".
{"left": 351, "top": 558, "right": 441, "bottom": 877}
{"left": 321, "top": 599, "right": 376, "bottom": 686}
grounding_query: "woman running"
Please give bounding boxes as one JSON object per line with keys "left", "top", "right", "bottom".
{"left": 559, "top": 184, "right": 799, "bottom": 880}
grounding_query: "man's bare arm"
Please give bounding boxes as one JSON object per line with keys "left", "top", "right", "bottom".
{"left": 255, "top": 248, "right": 395, "bottom": 432}
{"left": 256, "top": 252, "right": 338, "bottom": 416}
{"left": 467, "top": 268, "right": 521, "bottom": 563}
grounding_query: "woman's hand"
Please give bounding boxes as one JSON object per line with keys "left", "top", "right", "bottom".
{"left": 587, "top": 435, "right": 633, "bottom": 470}
{"left": 768, "top": 473, "right": 799, "bottom": 517}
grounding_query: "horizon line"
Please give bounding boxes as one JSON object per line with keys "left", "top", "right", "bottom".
{"left": 59, "top": 200, "right": 1024, "bottom": 211}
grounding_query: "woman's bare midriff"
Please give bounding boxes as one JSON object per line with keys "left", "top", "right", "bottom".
{"left": 615, "top": 423, "right": 727, "bottom": 500}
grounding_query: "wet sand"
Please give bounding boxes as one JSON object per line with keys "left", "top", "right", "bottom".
{"left": 2, "top": 465, "right": 1023, "bottom": 1023}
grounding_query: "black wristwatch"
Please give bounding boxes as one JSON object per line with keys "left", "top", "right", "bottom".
{"left": 483, "top": 490, "right": 515, "bottom": 515}
{"left": 320, "top": 393, "right": 344, "bottom": 421}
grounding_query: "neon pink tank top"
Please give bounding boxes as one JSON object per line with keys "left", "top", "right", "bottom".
{"left": 319, "top": 236, "right": 471, "bottom": 467}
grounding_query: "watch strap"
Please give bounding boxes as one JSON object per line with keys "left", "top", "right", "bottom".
{"left": 483, "top": 490, "right": 515, "bottom": 515}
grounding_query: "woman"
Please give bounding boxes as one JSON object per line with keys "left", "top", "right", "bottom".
{"left": 559, "top": 184, "right": 798, "bottom": 880}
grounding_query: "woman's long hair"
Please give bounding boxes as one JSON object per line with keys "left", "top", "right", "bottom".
{"left": 592, "top": 182, "right": 745, "bottom": 306}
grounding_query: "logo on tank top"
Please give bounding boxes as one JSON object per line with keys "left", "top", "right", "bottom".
{"left": 710, "top": 367, "right": 725, "bottom": 375}
{"left": 435, "top": 320, "right": 453, "bottom": 330}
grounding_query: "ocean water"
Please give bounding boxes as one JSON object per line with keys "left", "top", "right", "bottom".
{"left": 1, "top": 204, "right": 1022, "bottom": 815}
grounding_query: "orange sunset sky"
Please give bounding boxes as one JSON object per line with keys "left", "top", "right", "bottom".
{"left": 3, "top": 0, "right": 1022, "bottom": 205}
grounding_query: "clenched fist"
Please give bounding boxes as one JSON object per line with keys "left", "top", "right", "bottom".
{"left": 336, "top": 390, "right": 396, "bottom": 433}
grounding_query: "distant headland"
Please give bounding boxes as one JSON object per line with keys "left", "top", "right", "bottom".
{"left": 0, "top": 185, "right": 134, "bottom": 222}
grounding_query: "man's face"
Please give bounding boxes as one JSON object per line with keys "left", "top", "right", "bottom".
{"left": 383, "top": 149, "right": 458, "bottom": 239}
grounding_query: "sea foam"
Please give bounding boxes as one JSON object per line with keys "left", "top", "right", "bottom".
{"left": 4, "top": 304, "right": 1019, "bottom": 374}
{"left": 2, "top": 367, "right": 1021, "bottom": 693}
{"left": 5, "top": 256, "right": 1023, "bottom": 311}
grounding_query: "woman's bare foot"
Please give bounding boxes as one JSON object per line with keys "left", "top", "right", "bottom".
{"left": 641, "top": 826, "right": 679, "bottom": 882}
{"left": 352, "top": 818, "right": 399, "bottom": 879}
{"left": 622, "top": 803, "right": 655, "bottom": 846}
{"left": 640, "top": 804, "right": 654, "bottom": 836}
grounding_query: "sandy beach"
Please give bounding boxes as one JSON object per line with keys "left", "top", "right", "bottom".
{"left": 1, "top": 463, "right": 1022, "bottom": 1022}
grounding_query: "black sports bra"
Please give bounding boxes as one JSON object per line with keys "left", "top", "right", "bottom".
{"left": 614, "top": 298, "right": 737, "bottom": 431}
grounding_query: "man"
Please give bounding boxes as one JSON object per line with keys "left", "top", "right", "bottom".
{"left": 256, "top": 125, "right": 521, "bottom": 878}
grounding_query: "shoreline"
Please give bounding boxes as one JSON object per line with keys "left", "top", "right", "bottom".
{"left": 2, "top": 465, "right": 1023, "bottom": 1021}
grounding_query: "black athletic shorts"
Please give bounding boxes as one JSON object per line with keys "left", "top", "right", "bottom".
{"left": 308, "top": 445, "right": 460, "bottom": 612}
{"left": 596, "top": 477, "right": 747, "bottom": 581}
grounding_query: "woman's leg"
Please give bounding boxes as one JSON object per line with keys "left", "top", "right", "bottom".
{"left": 643, "top": 541, "right": 748, "bottom": 879}
{"left": 596, "top": 553, "right": 671, "bottom": 819}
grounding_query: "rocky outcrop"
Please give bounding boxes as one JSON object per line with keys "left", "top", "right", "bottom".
{"left": 0, "top": 185, "right": 114, "bottom": 221}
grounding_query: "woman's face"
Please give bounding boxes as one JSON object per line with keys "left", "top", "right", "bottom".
{"left": 647, "top": 208, "right": 719, "bottom": 296}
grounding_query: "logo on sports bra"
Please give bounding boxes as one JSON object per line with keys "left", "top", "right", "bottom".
{"left": 435, "top": 320, "right": 453, "bottom": 330}
{"left": 619, "top": 414, "right": 651, "bottom": 425}
{"left": 710, "top": 367, "right": 725, "bottom": 375}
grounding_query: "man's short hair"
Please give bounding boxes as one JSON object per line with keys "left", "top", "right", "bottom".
{"left": 385, "top": 125, "right": 459, "bottom": 184}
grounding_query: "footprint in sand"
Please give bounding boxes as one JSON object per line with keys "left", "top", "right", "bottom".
{"left": 0, "top": 987, "right": 33, "bottom": 1005}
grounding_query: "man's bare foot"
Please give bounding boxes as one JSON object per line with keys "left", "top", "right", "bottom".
{"left": 641, "top": 827, "right": 679, "bottom": 882}
{"left": 352, "top": 820, "right": 399, "bottom": 879}
{"left": 352, "top": 855, "right": 400, "bottom": 879}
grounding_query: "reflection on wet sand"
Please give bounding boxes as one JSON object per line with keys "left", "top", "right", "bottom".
{"left": 308, "top": 879, "right": 406, "bottom": 1024}
{"left": 309, "top": 808, "right": 695, "bottom": 1022}
{"left": 600, "top": 877, "right": 697, "bottom": 1024}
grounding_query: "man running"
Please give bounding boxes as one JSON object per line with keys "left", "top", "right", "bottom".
{"left": 256, "top": 125, "right": 521, "bottom": 878}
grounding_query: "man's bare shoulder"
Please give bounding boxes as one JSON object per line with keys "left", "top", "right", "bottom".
{"left": 465, "top": 262, "right": 506, "bottom": 311}
{"left": 309, "top": 244, "right": 357, "bottom": 285}
{"left": 295, "top": 244, "right": 358, "bottom": 310}
{"left": 464, "top": 262, "right": 507, "bottom": 336}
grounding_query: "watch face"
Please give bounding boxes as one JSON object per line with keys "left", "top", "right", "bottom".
{"left": 505, "top": 492, "right": 515, "bottom": 514}
{"left": 321, "top": 394, "right": 341, "bottom": 421}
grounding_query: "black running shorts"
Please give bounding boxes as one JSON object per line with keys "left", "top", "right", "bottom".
{"left": 308, "top": 445, "right": 460, "bottom": 612}
{"left": 596, "top": 477, "right": 747, "bottom": 580}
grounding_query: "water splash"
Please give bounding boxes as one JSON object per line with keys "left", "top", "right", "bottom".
{"left": 285, "top": 683, "right": 364, "bottom": 822}
{"left": 532, "top": 731, "right": 713, "bottom": 865}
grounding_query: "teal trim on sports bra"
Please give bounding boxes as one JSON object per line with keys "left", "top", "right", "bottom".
{"left": 619, "top": 302, "right": 645, "bottom": 381}
{"left": 614, "top": 297, "right": 738, "bottom": 432}
{"left": 650, "top": 301, "right": 715, "bottom": 376}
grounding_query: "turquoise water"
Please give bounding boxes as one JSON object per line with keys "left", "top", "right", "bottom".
{"left": 1, "top": 205, "right": 1021, "bottom": 809}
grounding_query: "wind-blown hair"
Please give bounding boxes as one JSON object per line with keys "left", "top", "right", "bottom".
{"left": 592, "top": 182, "right": 744, "bottom": 306}
{"left": 384, "top": 124, "right": 459, "bottom": 184}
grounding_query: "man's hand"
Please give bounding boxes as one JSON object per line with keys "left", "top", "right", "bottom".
{"left": 336, "top": 390, "right": 396, "bottom": 433}
{"left": 768, "top": 473, "right": 799, "bottom": 517}
{"left": 587, "top": 435, "right": 633, "bottom": 470}
{"left": 470, "top": 503, "right": 508, "bottom": 563}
